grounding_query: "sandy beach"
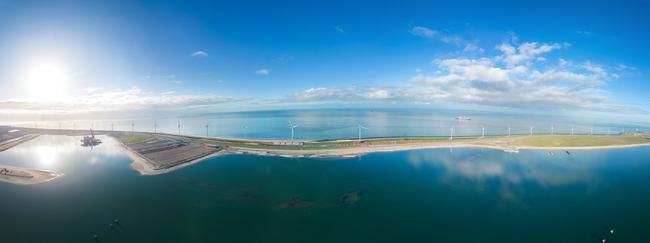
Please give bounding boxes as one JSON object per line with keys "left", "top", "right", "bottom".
{"left": 227, "top": 140, "right": 650, "bottom": 159}
{"left": 0, "top": 164, "right": 61, "bottom": 185}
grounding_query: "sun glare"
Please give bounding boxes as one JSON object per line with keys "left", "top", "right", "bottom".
{"left": 25, "top": 60, "right": 69, "bottom": 101}
{"left": 34, "top": 145, "right": 58, "bottom": 166}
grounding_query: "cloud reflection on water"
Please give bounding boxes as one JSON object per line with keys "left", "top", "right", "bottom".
{"left": 406, "top": 148, "right": 602, "bottom": 202}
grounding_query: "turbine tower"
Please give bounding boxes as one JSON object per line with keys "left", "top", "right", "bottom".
{"left": 357, "top": 123, "right": 368, "bottom": 142}
{"left": 530, "top": 126, "right": 534, "bottom": 136}
{"left": 590, "top": 127, "right": 594, "bottom": 136}
{"left": 205, "top": 123, "right": 209, "bottom": 137}
{"left": 551, "top": 125, "right": 554, "bottom": 135}
{"left": 177, "top": 120, "right": 181, "bottom": 135}
{"left": 481, "top": 126, "right": 485, "bottom": 138}
{"left": 571, "top": 126, "right": 574, "bottom": 136}
{"left": 131, "top": 121, "right": 135, "bottom": 135}
{"left": 288, "top": 120, "right": 299, "bottom": 142}
{"left": 153, "top": 120, "right": 157, "bottom": 134}
{"left": 449, "top": 127, "right": 454, "bottom": 140}
{"left": 508, "top": 126, "right": 511, "bottom": 137}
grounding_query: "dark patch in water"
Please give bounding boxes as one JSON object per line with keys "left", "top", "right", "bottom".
{"left": 341, "top": 191, "right": 363, "bottom": 205}
{"left": 278, "top": 196, "right": 314, "bottom": 209}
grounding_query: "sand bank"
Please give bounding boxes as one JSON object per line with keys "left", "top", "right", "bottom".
{"left": 0, "top": 164, "right": 61, "bottom": 185}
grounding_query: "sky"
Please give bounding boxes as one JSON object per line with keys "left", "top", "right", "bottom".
{"left": 0, "top": 0, "right": 649, "bottom": 121}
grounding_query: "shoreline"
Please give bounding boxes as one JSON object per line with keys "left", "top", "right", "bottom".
{"left": 227, "top": 141, "right": 650, "bottom": 158}
{"left": 121, "top": 144, "right": 224, "bottom": 175}
{"left": 0, "top": 134, "right": 39, "bottom": 152}
{"left": 0, "top": 164, "right": 61, "bottom": 185}
{"left": 4, "top": 127, "right": 650, "bottom": 176}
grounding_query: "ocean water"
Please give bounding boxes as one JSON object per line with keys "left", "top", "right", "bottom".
{"left": 7, "top": 109, "right": 649, "bottom": 140}
{"left": 1, "top": 135, "right": 650, "bottom": 242}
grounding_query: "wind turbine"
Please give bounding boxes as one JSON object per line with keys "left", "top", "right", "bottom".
{"left": 481, "top": 126, "right": 485, "bottom": 138}
{"left": 288, "top": 120, "right": 299, "bottom": 142}
{"left": 153, "top": 120, "right": 157, "bottom": 134}
{"left": 551, "top": 125, "right": 554, "bottom": 135}
{"left": 608, "top": 127, "right": 611, "bottom": 136}
{"left": 205, "top": 123, "right": 209, "bottom": 137}
{"left": 449, "top": 127, "right": 454, "bottom": 140}
{"left": 111, "top": 122, "right": 114, "bottom": 132}
{"left": 590, "top": 127, "right": 594, "bottom": 136}
{"left": 357, "top": 123, "right": 368, "bottom": 142}
{"left": 131, "top": 121, "right": 135, "bottom": 135}
{"left": 530, "top": 126, "right": 534, "bottom": 136}
{"left": 571, "top": 126, "right": 574, "bottom": 136}
{"left": 177, "top": 120, "right": 181, "bottom": 135}
{"left": 508, "top": 126, "right": 511, "bottom": 137}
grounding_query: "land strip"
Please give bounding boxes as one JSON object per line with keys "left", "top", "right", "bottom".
{"left": 3, "top": 126, "right": 650, "bottom": 175}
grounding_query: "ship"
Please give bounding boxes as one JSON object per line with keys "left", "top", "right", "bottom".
{"left": 81, "top": 129, "right": 102, "bottom": 147}
{"left": 455, "top": 116, "right": 471, "bottom": 121}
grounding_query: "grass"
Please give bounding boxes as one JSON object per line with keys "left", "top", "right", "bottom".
{"left": 511, "top": 135, "right": 650, "bottom": 147}
{"left": 108, "top": 131, "right": 650, "bottom": 150}
{"left": 112, "top": 133, "right": 158, "bottom": 144}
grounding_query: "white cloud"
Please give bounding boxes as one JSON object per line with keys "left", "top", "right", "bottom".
{"left": 409, "top": 26, "right": 439, "bottom": 39}
{"left": 170, "top": 80, "right": 183, "bottom": 84}
{"left": 463, "top": 43, "right": 484, "bottom": 53}
{"left": 410, "top": 26, "right": 470, "bottom": 47}
{"left": 289, "top": 39, "right": 633, "bottom": 113}
{"left": 191, "top": 50, "right": 208, "bottom": 57}
{"left": 0, "top": 87, "right": 240, "bottom": 114}
{"left": 256, "top": 69, "right": 270, "bottom": 76}
{"left": 496, "top": 42, "right": 563, "bottom": 66}
{"left": 334, "top": 26, "right": 344, "bottom": 33}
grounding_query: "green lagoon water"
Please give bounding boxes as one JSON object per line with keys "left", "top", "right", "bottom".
{"left": 1, "top": 135, "right": 650, "bottom": 242}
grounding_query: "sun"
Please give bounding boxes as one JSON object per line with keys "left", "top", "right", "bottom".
{"left": 25, "top": 60, "right": 69, "bottom": 101}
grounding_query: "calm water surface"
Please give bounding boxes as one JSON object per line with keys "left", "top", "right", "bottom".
{"left": 7, "top": 109, "right": 649, "bottom": 140}
{"left": 1, "top": 135, "right": 649, "bottom": 242}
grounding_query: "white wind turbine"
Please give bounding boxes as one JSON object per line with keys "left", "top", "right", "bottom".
{"left": 481, "top": 126, "right": 485, "bottom": 138}
{"left": 508, "top": 126, "right": 511, "bottom": 137}
{"left": 177, "top": 120, "right": 181, "bottom": 135}
{"left": 288, "top": 120, "right": 299, "bottom": 142}
{"left": 551, "top": 125, "right": 554, "bottom": 135}
{"left": 571, "top": 126, "right": 574, "bottom": 136}
{"left": 205, "top": 123, "right": 209, "bottom": 137}
{"left": 131, "top": 121, "right": 135, "bottom": 135}
{"left": 357, "top": 123, "right": 368, "bottom": 142}
{"left": 530, "top": 126, "right": 534, "bottom": 136}
{"left": 449, "top": 126, "right": 455, "bottom": 140}
{"left": 153, "top": 120, "right": 157, "bottom": 135}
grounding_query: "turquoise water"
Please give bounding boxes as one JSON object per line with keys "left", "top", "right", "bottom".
{"left": 7, "top": 109, "right": 649, "bottom": 140}
{"left": 1, "top": 135, "right": 650, "bottom": 242}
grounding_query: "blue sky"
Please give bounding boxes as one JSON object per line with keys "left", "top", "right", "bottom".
{"left": 0, "top": 0, "right": 648, "bottom": 118}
